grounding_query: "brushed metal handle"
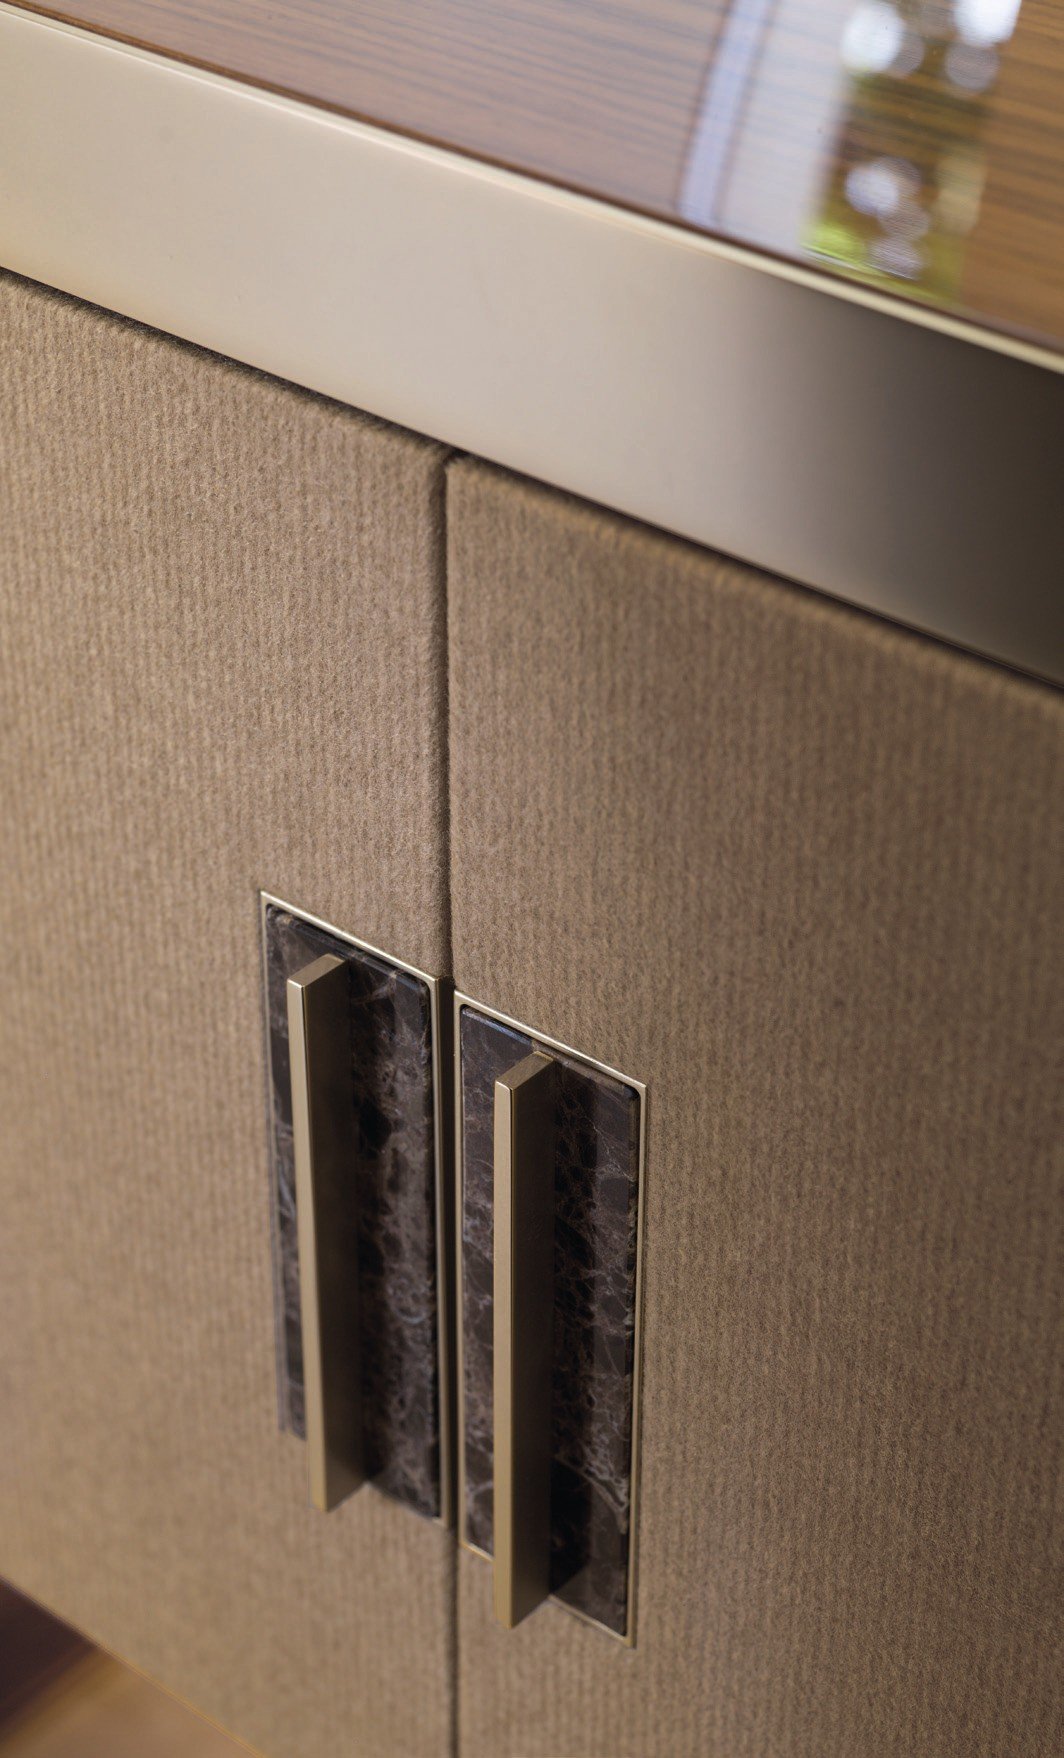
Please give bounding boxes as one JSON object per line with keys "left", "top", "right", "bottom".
{"left": 287, "top": 954, "right": 364, "bottom": 1512}
{"left": 493, "top": 1051, "right": 556, "bottom": 1628}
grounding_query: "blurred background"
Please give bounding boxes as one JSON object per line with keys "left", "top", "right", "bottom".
{"left": 0, "top": 1580, "right": 247, "bottom": 1756}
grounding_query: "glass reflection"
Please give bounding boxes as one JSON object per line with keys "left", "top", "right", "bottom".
{"left": 679, "top": 0, "right": 1023, "bottom": 306}
{"left": 808, "top": 0, "right": 1020, "bottom": 296}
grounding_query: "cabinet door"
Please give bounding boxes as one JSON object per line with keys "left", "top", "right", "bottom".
{"left": 447, "top": 459, "right": 1063, "bottom": 1758}
{"left": 0, "top": 271, "right": 453, "bottom": 1758}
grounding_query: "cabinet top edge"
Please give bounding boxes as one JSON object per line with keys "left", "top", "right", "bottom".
{"left": 2, "top": 1, "right": 1061, "bottom": 688}
{"left": 10, "top": 0, "right": 1064, "bottom": 359}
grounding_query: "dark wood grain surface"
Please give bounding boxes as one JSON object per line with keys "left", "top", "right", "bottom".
{"left": 13, "top": 0, "right": 1064, "bottom": 350}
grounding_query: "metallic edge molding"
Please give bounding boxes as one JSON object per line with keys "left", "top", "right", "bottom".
{"left": 259, "top": 891, "right": 455, "bottom": 1531}
{"left": 454, "top": 993, "right": 649, "bottom": 1647}
{"left": 0, "top": 4, "right": 1062, "bottom": 688}
{"left": 493, "top": 1052, "right": 556, "bottom": 1629}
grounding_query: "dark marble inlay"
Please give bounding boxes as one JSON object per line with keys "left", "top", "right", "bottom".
{"left": 460, "top": 1005, "right": 641, "bottom": 1636}
{"left": 263, "top": 902, "right": 440, "bottom": 1519}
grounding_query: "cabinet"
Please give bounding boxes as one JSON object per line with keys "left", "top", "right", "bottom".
{"left": 0, "top": 271, "right": 455, "bottom": 1758}
{"left": 2, "top": 273, "right": 1061, "bottom": 1758}
{"left": 447, "top": 460, "right": 1063, "bottom": 1758}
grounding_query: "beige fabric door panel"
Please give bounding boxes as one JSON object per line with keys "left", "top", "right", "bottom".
{"left": 0, "top": 272, "right": 453, "bottom": 1758}
{"left": 447, "top": 458, "right": 1064, "bottom": 1758}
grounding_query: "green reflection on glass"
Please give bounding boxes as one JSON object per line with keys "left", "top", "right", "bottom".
{"left": 806, "top": 0, "right": 1020, "bottom": 303}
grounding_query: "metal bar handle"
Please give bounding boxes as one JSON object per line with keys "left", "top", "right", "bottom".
{"left": 287, "top": 954, "right": 364, "bottom": 1512}
{"left": 493, "top": 1051, "right": 556, "bottom": 1627}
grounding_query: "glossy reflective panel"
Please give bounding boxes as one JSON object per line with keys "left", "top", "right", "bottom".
{"left": 679, "top": 0, "right": 1050, "bottom": 340}
{"left": 16, "top": 0, "right": 1064, "bottom": 349}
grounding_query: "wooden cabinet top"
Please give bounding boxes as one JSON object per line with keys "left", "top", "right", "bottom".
{"left": 15, "top": 0, "right": 1064, "bottom": 354}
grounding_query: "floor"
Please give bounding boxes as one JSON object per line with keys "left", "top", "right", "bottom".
{"left": 0, "top": 1649, "right": 251, "bottom": 1757}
